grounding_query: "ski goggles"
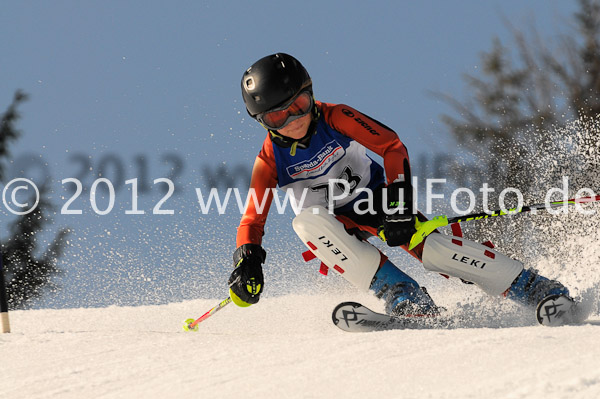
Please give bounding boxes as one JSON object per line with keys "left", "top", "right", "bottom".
{"left": 257, "top": 91, "right": 313, "bottom": 130}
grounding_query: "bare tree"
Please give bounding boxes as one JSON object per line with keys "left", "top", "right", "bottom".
{"left": 437, "top": 0, "right": 600, "bottom": 262}
{"left": 442, "top": 0, "right": 600, "bottom": 190}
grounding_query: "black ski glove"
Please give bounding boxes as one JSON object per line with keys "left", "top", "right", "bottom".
{"left": 382, "top": 178, "right": 416, "bottom": 247}
{"left": 228, "top": 244, "right": 266, "bottom": 307}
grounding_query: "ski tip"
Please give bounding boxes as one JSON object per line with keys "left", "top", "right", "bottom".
{"left": 331, "top": 301, "right": 399, "bottom": 333}
{"left": 332, "top": 302, "right": 363, "bottom": 327}
{"left": 536, "top": 294, "right": 587, "bottom": 327}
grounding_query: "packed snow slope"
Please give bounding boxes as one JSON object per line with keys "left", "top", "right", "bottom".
{"left": 2, "top": 292, "right": 600, "bottom": 399}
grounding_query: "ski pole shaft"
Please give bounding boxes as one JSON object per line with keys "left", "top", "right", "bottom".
{"left": 447, "top": 194, "right": 600, "bottom": 224}
{"left": 187, "top": 297, "right": 232, "bottom": 330}
{"left": 408, "top": 194, "right": 600, "bottom": 250}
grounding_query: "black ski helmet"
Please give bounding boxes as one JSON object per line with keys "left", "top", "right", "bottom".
{"left": 241, "top": 53, "right": 312, "bottom": 117}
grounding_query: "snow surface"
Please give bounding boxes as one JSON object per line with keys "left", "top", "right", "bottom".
{"left": 4, "top": 119, "right": 600, "bottom": 398}
{"left": 3, "top": 207, "right": 599, "bottom": 398}
{"left": 2, "top": 292, "right": 600, "bottom": 399}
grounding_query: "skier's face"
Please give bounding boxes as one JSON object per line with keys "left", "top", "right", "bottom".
{"left": 277, "top": 113, "right": 312, "bottom": 139}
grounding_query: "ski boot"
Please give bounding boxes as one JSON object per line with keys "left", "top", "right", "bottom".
{"left": 370, "top": 260, "right": 440, "bottom": 317}
{"left": 506, "top": 268, "right": 586, "bottom": 326}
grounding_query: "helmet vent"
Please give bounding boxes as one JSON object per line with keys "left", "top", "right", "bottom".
{"left": 245, "top": 77, "right": 255, "bottom": 90}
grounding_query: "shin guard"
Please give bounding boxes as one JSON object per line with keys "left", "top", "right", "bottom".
{"left": 422, "top": 234, "right": 523, "bottom": 296}
{"left": 292, "top": 206, "right": 380, "bottom": 291}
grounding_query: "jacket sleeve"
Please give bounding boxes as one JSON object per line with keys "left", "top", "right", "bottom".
{"left": 320, "top": 102, "right": 409, "bottom": 184}
{"left": 235, "top": 136, "right": 278, "bottom": 247}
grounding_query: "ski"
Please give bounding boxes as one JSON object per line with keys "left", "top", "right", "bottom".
{"left": 333, "top": 297, "right": 592, "bottom": 333}
{"left": 535, "top": 294, "right": 590, "bottom": 326}
{"left": 332, "top": 301, "right": 447, "bottom": 332}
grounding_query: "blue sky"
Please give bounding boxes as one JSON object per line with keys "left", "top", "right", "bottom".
{"left": 0, "top": 1, "right": 580, "bottom": 307}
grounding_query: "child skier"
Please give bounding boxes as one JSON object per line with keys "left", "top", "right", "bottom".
{"left": 228, "top": 52, "right": 581, "bottom": 326}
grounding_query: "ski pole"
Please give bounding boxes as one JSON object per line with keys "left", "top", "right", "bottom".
{"left": 407, "top": 194, "right": 600, "bottom": 250}
{"left": 1, "top": 255, "right": 10, "bottom": 333}
{"left": 183, "top": 297, "right": 232, "bottom": 332}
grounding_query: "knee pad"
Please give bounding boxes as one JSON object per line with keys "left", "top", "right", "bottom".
{"left": 422, "top": 234, "right": 523, "bottom": 296}
{"left": 292, "top": 206, "right": 380, "bottom": 291}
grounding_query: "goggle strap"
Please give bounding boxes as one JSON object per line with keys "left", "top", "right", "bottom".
{"left": 289, "top": 141, "right": 298, "bottom": 156}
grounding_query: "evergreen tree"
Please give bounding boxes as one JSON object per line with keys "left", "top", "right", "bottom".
{"left": 0, "top": 90, "right": 28, "bottom": 181}
{"left": 1, "top": 91, "right": 68, "bottom": 309}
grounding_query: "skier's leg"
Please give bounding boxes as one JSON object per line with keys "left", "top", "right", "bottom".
{"left": 292, "top": 206, "right": 380, "bottom": 292}
{"left": 292, "top": 205, "right": 437, "bottom": 316}
{"left": 422, "top": 234, "right": 523, "bottom": 295}
{"left": 422, "top": 233, "right": 571, "bottom": 306}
